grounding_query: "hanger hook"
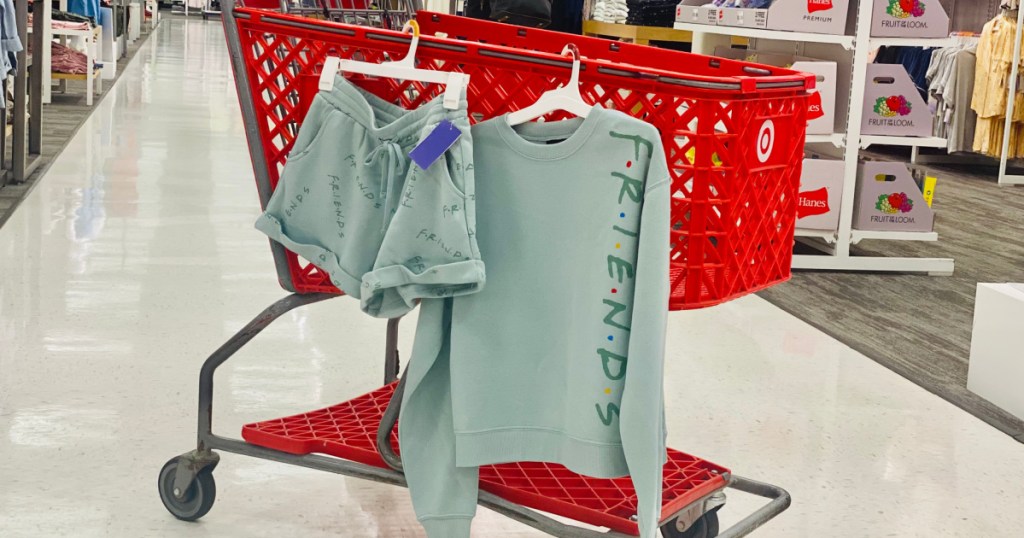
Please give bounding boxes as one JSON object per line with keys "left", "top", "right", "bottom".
{"left": 402, "top": 20, "right": 421, "bottom": 38}
{"left": 561, "top": 43, "right": 581, "bottom": 88}
{"left": 398, "top": 21, "right": 422, "bottom": 67}
{"left": 561, "top": 44, "right": 580, "bottom": 62}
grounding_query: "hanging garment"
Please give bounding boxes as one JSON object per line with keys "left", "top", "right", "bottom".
{"left": 972, "top": 15, "right": 1017, "bottom": 119}
{"left": 400, "top": 106, "right": 671, "bottom": 538}
{"left": 67, "top": 0, "right": 101, "bottom": 23}
{"left": 930, "top": 45, "right": 979, "bottom": 153}
{"left": 549, "top": 0, "right": 583, "bottom": 33}
{"left": 947, "top": 47, "right": 980, "bottom": 153}
{"left": 924, "top": 42, "right": 980, "bottom": 153}
{"left": 255, "top": 76, "right": 484, "bottom": 318}
{"left": 972, "top": 13, "right": 1024, "bottom": 157}
{"left": 0, "top": 0, "right": 22, "bottom": 108}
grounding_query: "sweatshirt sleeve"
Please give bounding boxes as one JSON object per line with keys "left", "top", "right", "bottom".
{"left": 619, "top": 147, "right": 671, "bottom": 537}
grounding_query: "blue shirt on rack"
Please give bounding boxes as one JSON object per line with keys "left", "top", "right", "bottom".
{"left": 68, "top": 0, "right": 102, "bottom": 23}
{"left": 0, "top": 0, "right": 22, "bottom": 106}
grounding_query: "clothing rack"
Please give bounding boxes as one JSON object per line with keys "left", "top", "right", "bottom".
{"left": 908, "top": 6, "right": 1024, "bottom": 185}
{"left": 0, "top": 0, "right": 44, "bottom": 186}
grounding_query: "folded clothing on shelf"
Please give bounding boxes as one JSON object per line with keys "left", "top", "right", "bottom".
{"left": 591, "top": 0, "right": 628, "bottom": 24}
{"left": 625, "top": 0, "right": 678, "bottom": 27}
{"left": 51, "top": 41, "right": 89, "bottom": 75}
{"left": 50, "top": 10, "right": 95, "bottom": 26}
{"left": 711, "top": 0, "right": 774, "bottom": 6}
{"left": 28, "top": 14, "right": 92, "bottom": 31}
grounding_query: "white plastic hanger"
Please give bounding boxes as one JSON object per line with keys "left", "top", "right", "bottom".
{"left": 318, "top": 21, "right": 469, "bottom": 110}
{"left": 506, "top": 44, "right": 592, "bottom": 126}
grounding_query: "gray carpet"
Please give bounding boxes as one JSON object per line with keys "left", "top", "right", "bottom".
{"left": 0, "top": 24, "right": 156, "bottom": 227}
{"left": 760, "top": 154, "right": 1024, "bottom": 443}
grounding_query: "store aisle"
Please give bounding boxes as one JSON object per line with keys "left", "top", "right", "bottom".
{"left": 1, "top": 17, "right": 1024, "bottom": 538}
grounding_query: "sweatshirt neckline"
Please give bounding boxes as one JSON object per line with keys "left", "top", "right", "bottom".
{"left": 494, "top": 107, "right": 605, "bottom": 160}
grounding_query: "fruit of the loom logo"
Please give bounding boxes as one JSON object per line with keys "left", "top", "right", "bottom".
{"left": 887, "top": 0, "right": 925, "bottom": 19}
{"left": 876, "top": 192, "right": 914, "bottom": 214}
{"left": 874, "top": 95, "right": 912, "bottom": 117}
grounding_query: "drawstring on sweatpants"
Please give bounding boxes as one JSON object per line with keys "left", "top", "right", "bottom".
{"left": 364, "top": 140, "right": 407, "bottom": 233}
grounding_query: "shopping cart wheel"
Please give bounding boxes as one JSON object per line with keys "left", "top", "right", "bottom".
{"left": 158, "top": 457, "right": 217, "bottom": 521}
{"left": 661, "top": 510, "right": 719, "bottom": 538}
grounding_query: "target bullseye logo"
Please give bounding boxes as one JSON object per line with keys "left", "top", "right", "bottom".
{"left": 756, "top": 119, "right": 775, "bottom": 163}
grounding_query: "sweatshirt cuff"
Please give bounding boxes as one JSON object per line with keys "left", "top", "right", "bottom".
{"left": 420, "top": 517, "right": 473, "bottom": 537}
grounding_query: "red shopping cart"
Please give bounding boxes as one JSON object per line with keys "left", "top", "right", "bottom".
{"left": 158, "top": 3, "right": 807, "bottom": 537}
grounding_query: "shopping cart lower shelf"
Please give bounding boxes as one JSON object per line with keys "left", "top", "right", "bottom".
{"left": 241, "top": 381, "right": 729, "bottom": 536}
{"left": 158, "top": 294, "right": 791, "bottom": 538}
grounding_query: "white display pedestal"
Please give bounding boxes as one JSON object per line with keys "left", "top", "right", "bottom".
{"left": 129, "top": 3, "right": 142, "bottom": 43}
{"left": 968, "top": 283, "right": 1024, "bottom": 422}
{"left": 147, "top": 0, "right": 160, "bottom": 29}
{"left": 101, "top": 7, "right": 118, "bottom": 80}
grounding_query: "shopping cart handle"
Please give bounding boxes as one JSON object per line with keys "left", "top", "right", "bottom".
{"left": 718, "top": 475, "right": 792, "bottom": 538}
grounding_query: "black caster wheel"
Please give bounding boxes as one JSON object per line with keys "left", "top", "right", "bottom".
{"left": 661, "top": 510, "right": 720, "bottom": 538}
{"left": 158, "top": 457, "right": 217, "bottom": 521}
{"left": 202, "top": 13, "right": 209, "bottom": 21}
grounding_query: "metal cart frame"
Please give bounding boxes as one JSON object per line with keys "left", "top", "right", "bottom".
{"left": 158, "top": 4, "right": 793, "bottom": 537}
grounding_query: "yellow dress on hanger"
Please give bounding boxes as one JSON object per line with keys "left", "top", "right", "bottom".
{"left": 972, "top": 14, "right": 1024, "bottom": 158}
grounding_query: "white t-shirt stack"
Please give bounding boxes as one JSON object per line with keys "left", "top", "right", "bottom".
{"left": 592, "top": 0, "right": 628, "bottom": 23}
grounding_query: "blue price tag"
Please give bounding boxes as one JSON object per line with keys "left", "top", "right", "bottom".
{"left": 409, "top": 120, "right": 462, "bottom": 170}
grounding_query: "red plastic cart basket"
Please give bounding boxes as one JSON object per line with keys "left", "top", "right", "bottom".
{"left": 156, "top": 5, "right": 799, "bottom": 538}
{"left": 234, "top": 8, "right": 809, "bottom": 310}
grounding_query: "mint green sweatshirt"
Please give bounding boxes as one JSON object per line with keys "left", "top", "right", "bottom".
{"left": 399, "top": 107, "right": 671, "bottom": 538}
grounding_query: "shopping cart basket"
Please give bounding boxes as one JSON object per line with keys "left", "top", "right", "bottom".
{"left": 158, "top": 4, "right": 808, "bottom": 537}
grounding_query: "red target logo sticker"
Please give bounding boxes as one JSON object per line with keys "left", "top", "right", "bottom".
{"left": 756, "top": 119, "right": 775, "bottom": 163}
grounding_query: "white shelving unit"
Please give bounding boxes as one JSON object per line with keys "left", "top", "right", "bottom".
{"left": 673, "top": 21, "right": 856, "bottom": 49}
{"left": 806, "top": 133, "right": 846, "bottom": 147}
{"left": 851, "top": 230, "right": 939, "bottom": 243}
{"left": 31, "top": 24, "right": 104, "bottom": 106}
{"left": 868, "top": 37, "right": 958, "bottom": 48}
{"left": 675, "top": 0, "right": 955, "bottom": 275}
{"left": 35, "top": 0, "right": 105, "bottom": 105}
{"left": 54, "top": 26, "right": 103, "bottom": 106}
{"left": 860, "top": 135, "right": 947, "bottom": 149}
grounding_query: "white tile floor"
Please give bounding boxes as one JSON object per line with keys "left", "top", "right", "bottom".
{"left": 1, "top": 17, "right": 1023, "bottom": 538}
